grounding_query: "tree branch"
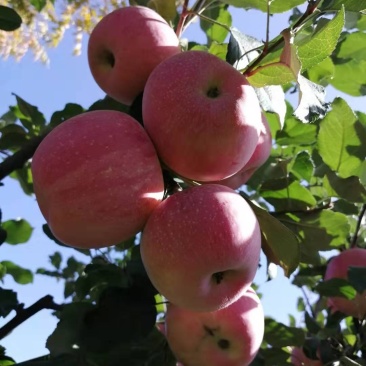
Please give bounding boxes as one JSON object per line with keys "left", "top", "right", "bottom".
{"left": 351, "top": 203, "right": 366, "bottom": 248}
{"left": 0, "top": 295, "right": 62, "bottom": 340}
{"left": 0, "top": 134, "right": 46, "bottom": 181}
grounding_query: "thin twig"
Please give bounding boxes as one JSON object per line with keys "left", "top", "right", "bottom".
{"left": 0, "top": 295, "right": 63, "bottom": 340}
{"left": 351, "top": 204, "right": 366, "bottom": 248}
{"left": 244, "top": 0, "right": 323, "bottom": 75}
{"left": 0, "top": 134, "right": 46, "bottom": 181}
{"left": 175, "top": 0, "right": 190, "bottom": 38}
{"left": 302, "top": 286, "right": 316, "bottom": 319}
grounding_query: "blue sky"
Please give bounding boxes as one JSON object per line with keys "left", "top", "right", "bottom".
{"left": 0, "top": 4, "right": 364, "bottom": 363}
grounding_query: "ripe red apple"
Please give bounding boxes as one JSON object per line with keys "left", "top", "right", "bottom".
{"left": 141, "top": 184, "right": 261, "bottom": 312}
{"left": 32, "top": 110, "right": 164, "bottom": 248}
{"left": 324, "top": 248, "right": 366, "bottom": 319}
{"left": 291, "top": 347, "right": 322, "bottom": 366}
{"left": 210, "top": 113, "right": 272, "bottom": 189}
{"left": 88, "top": 6, "right": 181, "bottom": 105}
{"left": 165, "top": 287, "right": 264, "bottom": 366}
{"left": 143, "top": 50, "right": 262, "bottom": 182}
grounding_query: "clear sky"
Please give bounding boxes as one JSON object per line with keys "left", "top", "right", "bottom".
{"left": 0, "top": 4, "right": 364, "bottom": 363}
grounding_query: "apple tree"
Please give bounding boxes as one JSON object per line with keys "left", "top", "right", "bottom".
{"left": 0, "top": 0, "right": 366, "bottom": 365}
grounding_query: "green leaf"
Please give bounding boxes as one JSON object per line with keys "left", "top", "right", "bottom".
{"left": 306, "top": 57, "right": 335, "bottom": 86}
{"left": 278, "top": 210, "right": 350, "bottom": 264}
{"left": 315, "top": 278, "right": 356, "bottom": 299}
{"left": 276, "top": 115, "right": 317, "bottom": 146}
{"left": 330, "top": 59, "right": 366, "bottom": 96}
{"left": 248, "top": 63, "right": 295, "bottom": 87}
{"left": 291, "top": 151, "right": 314, "bottom": 182}
{"left": 49, "top": 252, "right": 62, "bottom": 270}
{"left": 1, "top": 261, "right": 33, "bottom": 284}
{"left": 49, "top": 103, "right": 84, "bottom": 129}
{"left": 0, "top": 6, "right": 22, "bottom": 31}
{"left": 348, "top": 267, "right": 366, "bottom": 293}
{"left": 264, "top": 318, "right": 306, "bottom": 347}
{"left": 323, "top": 170, "right": 366, "bottom": 203}
{"left": 221, "top": 0, "right": 306, "bottom": 13}
{"left": 243, "top": 197, "right": 300, "bottom": 276}
{"left": 318, "top": 98, "right": 365, "bottom": 178}
{"left": 30, "top": 0, "right": 47, "bottom": 11}
{"left": 2, "top": 219, "right": 33, "bottom": 245}
{"left": 200, "top": 3, "right": 231, "bottom": 44}
{"left": 337, "top": 32, "right": 366, "bottom": 61}
{"left": 0, "top": 288, "right": 18, "bottom": 317}
{"left": 0, "top": 124, "right": 28, "bottom": 150}
{"left": 13, "top": 94, "right": 46, "bottom": 133}
{"left": 10, "top": 164, "right": 34, "bottom": 195}
{"left": 320, "top": 0, "right": 366, "bottom": 13}
{"left": 297, "top": 9, "right": 345, "bottom": 71}
{"left": 0, "top": 264, "right": 6, "bottom": 280}
{"left": 46, "top": 302, "right": 94, "bottom": 357}
{"left": 261, "top": 180, "right": 317, "bottom": 211}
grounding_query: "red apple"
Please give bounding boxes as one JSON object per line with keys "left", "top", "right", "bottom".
{"left": 32, "top": 110, "right": 164, "bottom": 248}
{"left": 143, "top": 50, "right": 262, "bottom": 182}
{"left": 141, "top": 184, "right": 261, "bottom": 312}
{"left": 324, "top": 248, "right": 366, "bottom": 319}
{"left": 210, "top": 113, "right": 272, "bottom": 189}
{"left": 291, "top": 347, "right": 322, "bottom": 366}
{"left": 165, "top": 287, "right": 264, "bottom": 366}
{"left": 88, "top": 6, "right": 181, "bottom": 105}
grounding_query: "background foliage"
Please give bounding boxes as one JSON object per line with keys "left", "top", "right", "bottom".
{"left": 0, "top": 0, "right": 366, "bottom": 365}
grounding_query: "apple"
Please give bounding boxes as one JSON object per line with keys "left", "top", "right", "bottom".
{"left": 88, "top": 6, "right": 181, "bottom": 106}
{"left": 141, "top": 184, "right": 261, "bottom": 312}
{"left": 209, "top": 113, "right": 272, "bottom": 189}
{"left": 165, "top": 287, "right": 264, "bottom": 366}
{"left": 291, "top": 347, "right": 322, "bottom": 366}
{"left": 324, "top": 248, "right": 366, "bottom": 319}
{"left": 142, "top": 50, "right": 262, "bottom": 182}
{"left": 31, "top": 110, "right": 164, "bottom": 249}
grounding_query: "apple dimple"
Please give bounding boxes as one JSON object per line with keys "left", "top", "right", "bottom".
{"left": 102, "top": 49, "right": 115, "bottom": 68}
{"left": 217, "top": 339, "right": 230, "bottom": 350}
{"left": 206, "top": 86, "right": 220, "bottom": 98}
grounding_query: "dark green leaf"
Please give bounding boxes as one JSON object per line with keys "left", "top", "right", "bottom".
{"left": 347, "top": 266, "right": 366, "bottom": 293}
{"left": 0, "top": 228, "right": 7, "bottom": 246}
{"left": 306, "top": 57, "right": 335, "bottom": 86}
{"left": 49, "top": 252, "right": 62, "bottom": 270}
{"left": 2, "top": 219, "right": 33, "bottom": 245}
{"left": 315, "top": 278, "right": 356, "bottom": 299}
{"left": 291, "top": 151, "right": 314, "bottom": 182}
{"left": 88, "top": 95, "right": 129, "bottom": 113}
{"left": 337, "top": 32, "right": 366, "bottom": 61}
{"left": 0, "top": 6, "right": 22, "bottom": 31}
{"left": 46, "top": 302, "right": 94, "bottom": 356}
{"left": 243, "top": 198, "right": 300, "bottom": 276}
{"left": 278, "top": 210, "right": 350, "bottom": 264}
{"left": 264, "top": 318, "right": 306, "bottom": 347}
{"left": 49, "top": 103, "right": 84, "bottom": 128}
{"left": 320, "top": 0, "right": 366, "bottom": 12}
{"left": 323, "top": 170, "right": 366, "bottom": 203}
{"left": 0, "top": 124, "right": 28, "bottom": 150}
{"left": 1, "top": 261, "right": 33, "bottom": 284}
{"left": 13, "top": 94, "right": 46, "bottom": 132}
{"left": 10, "top": 164, "right": 34, "bottom": 195}
{"left": 0, "top": 288, "right": 18, "bottom": 317}
{"left": 305, "top": 312, "right": 321, "bottom": 334}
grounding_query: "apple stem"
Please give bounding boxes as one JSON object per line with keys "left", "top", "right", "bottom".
{"left": 351, "top": 204, "right": 366, "bottom": 248}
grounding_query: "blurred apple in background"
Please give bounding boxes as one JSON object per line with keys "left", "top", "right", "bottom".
{"left": 32, "top": 110, "right": 164, "bottom": 248}
{"left": 141, "top": 184, "right": 261, "bottom": 312}
{"left": 324, "top": 248, "right": 366, "bottom": 319}
{"left": 165, "top": 287, "right": 264, "bottom": 366}
{"left": 88, "top": 6, "right": 181, "bottom": 105}
{"left": 143, "top": 50, "right": 262, "bottom": 182}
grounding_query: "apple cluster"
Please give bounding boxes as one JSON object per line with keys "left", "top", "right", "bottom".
{"left": 30, "top": 5, "right": 270, "bottom": 365}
